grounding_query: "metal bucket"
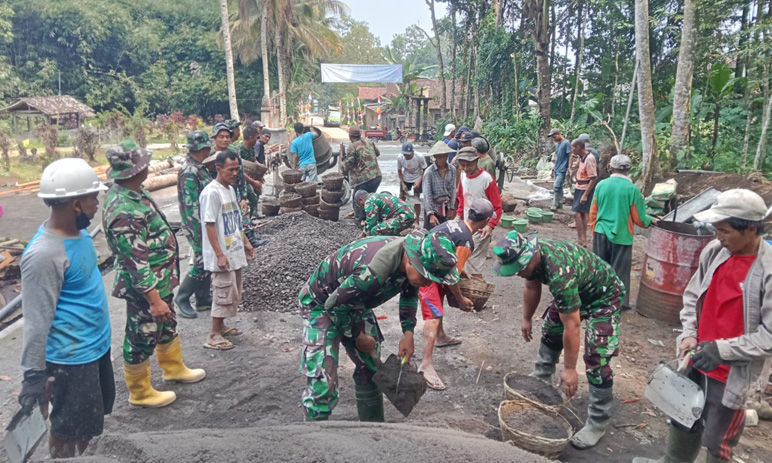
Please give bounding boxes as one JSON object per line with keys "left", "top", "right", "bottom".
{"left": 636, "top": 221, "right": 715, "bottom": 325}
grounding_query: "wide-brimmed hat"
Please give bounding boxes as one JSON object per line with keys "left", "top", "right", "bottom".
{"left": 187, "top": 130, "right": 212, "bottom": 152}
{"left": 203, "top": 150, "right": 222, "bottom": 165}
{"left": 106, "top": 140, "right": 153, "bottom": 180}
{"left": 492, "top": 231, "right": 539, "bottom": 277}
{"left": 427, "top": 141, "right": 454, "bottom": 157}
{"left": 693, "top": 189, "right": 768, "bottom": 223}
{"left": 404, "top": 229, "right": 460, "bottom": 285}
{"left": 455, "top": 146, "right": 479, "bottom": 162}
{"left": 212, "top": 123, "right": 232, "bottom": 137}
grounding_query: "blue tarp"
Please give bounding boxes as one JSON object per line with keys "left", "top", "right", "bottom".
{"left": 320, "top": 64, "right": 403, "bottom": 83}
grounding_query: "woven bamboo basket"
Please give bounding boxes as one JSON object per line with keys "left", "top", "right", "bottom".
{"left": 282, "top": 183, "right": 296, "bottom": 194}
{"left": 280, "top": 206, "right": 302, "bottom": 214}
{"left": 446, "top": 277, "right": 495, "bottom": 311}
{"left": 321, "top": 172, "right": 345, "bottom": 191}
{"left": 318, "top": 207, "right": 339, "bottom": 221}
{"left": 262, "top": 200, "right": 280, "bottom": 217}
{"left": 318, "top": 199, "right": 340, "bottom": 212}
{"left": 278, "top": 192, "right": 302, "bottom": 208}
{"left": 281, "top": 169, "right": 303, "bottom": 184}
{"left": 321, "top": 188, "right": 345, "bottom": 204}
{"left": 302, "top": 194, "right": 320, "bottom": 206}
{"left": 243, "top": 160, "right": 268, "bottom": 179}
{"left": 503, "top": 372, "right": 564, "bottom": 411}
{"left": 303, "top": 204, "right": 319, "bottom": 217}
{"left": 295, "top": 181, "right": 318, "bottom": 198}
{"left": 498, "top": 399, "right": 572, "bottom": 460}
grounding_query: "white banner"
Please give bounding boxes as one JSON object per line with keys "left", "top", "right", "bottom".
{"left": 321, "top": 64, "right": 403, "bottom": 83}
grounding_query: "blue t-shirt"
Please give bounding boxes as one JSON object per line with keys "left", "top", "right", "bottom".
{"left": 22, "top": 226, "right": 111, "bottom": 367}
{"left": 447, "top": 138, "right": 460, "bottom": 163}
{"left": 290, "top": 132, "right": 316, "bottom": 167}
{"left": 554, "top": 139, "right": 571, "bottom": 174}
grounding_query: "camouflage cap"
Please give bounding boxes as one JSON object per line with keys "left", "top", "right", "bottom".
{"left": 225, "top": 119, "right": 242, "bottom": 130}
{"left": 106, "top": 140, "right": 153, "bottom": 180}
{"left": 212, "top": 123, "right": 232, "bottom": 137}
{"left": 492, "top": 231, "right": 539, "bottom": 277}
{"left": 404, "top": 229, "right": 460, "bottom": 285}
{"left": 187, "top": 130, "right": 212, "bottom": 152}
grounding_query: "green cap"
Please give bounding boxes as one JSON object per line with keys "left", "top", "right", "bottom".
{"left": 404, "top": 229, "right": 460, "bottom": 285}
{"left": 492, "top": 231, "right": 539, "bottom": 276}
{"left": 225, "top": 119, "right": 242, "bottom": 130}
{"left": 187, "top": 130, "right": 212, "bottom": 152}
{"left": 106, "top": 140, "right": 153, "bottom": 180}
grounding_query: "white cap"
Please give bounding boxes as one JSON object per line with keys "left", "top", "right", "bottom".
{"left": 693, "top": 189, "right": 767, "bottom": 223}
{"left": 610, "top": 154, "right": 632, "bottom": 170}
{"left": 443, "top": 124, "right": 456, "bottom": 137}
{"left": 38, "top": 158, "right": 107, "bottom": 198}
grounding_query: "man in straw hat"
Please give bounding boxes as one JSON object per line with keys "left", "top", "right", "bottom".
{"left": 492, "top": 230, "right": 623, "bottom": 450}
{"left": 102, "top": 141, "right": 206, "bottom": 409}
{"left": 634, "top": 189, "right": 772, "bottom": 463}
{"left": 423, "top": 141, "right": 458, "bottom": 228}
{"left": 298, "top": 230, "right": 459, "bottom": 422}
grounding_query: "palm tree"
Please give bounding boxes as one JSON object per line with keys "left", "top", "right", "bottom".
{"left": 219, "top": 0, "right": 239, "bottom": 119}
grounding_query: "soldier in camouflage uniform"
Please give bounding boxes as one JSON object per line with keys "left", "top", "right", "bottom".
{"left": 299, "top": 229, "right": 459, "bottom": 422}
{"left": 354, "top": 190, "right": 415, "bottom": 238}
{"left": 174, "top": 131, "right": 214, "bottom": 319}
{"left": 103, "top": 141, "right": 206, "bottom": 409}
{"left": 235, "top": 125, "right": 264, "bottom": 219}
{"left": 343, "top": 126, "right": 382, "bottom": 223}
{"left": 493, "top": 231, "right": 623, "bottom": 450}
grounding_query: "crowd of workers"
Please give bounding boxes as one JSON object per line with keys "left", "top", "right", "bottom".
{"left": 12, "top": 118, "right": 772, "bottom": 463}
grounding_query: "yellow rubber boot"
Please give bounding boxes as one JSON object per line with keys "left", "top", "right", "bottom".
{"left": 156, "top": 337, "right": 207, "bottom": 383}
{"left": 124, "top": 360, "right": 177, "bottom": 408}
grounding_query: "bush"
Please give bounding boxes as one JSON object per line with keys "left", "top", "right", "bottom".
{"left": 75, "top": 125, "right": 101, "bottom": 162}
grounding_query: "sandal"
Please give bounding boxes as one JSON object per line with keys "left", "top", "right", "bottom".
{"left": 222, "top": 327, "right": 242, "bottom": 337}
{"left": 203, "top": 339, "right": 234, "bottom": 350}
{"left": 420, "top": 369, "right": 446, "bottom": 391}
{"left": 435, "top": 337, "right": 462, "bottom": 348}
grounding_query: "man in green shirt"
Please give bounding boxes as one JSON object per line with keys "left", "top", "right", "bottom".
{"left": 472, "top": 137, "right": 496, "bottom": 180}
{"left": 355, "top": 191, "right": 416, "bottom": 238}
{"left": 589, "top": 154, "right": 658, "bottom": 309}
{"left": 493, "top": 231, "right": 623, "bottom": 450}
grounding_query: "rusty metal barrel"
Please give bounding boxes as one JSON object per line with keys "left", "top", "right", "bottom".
{"left": 636, "top": 222, "right": 715, "bottom": 325}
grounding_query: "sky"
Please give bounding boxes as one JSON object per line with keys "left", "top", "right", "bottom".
{"left": 341, "top": 0, "right": 448, "bottom": 46}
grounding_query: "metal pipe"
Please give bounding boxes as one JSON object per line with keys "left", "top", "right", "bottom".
{"left": 0, "top": 225, "right": 102, "bottom": 323}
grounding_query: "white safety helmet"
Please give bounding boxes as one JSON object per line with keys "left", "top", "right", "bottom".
{"left": 38, "top": 158, "right": 108, "bottom": 199}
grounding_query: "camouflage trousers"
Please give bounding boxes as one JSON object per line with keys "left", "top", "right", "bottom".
{"left": 123, "top": 294, "right": 177, "bottom": 364}
{"left": 299, "top": 303, "right": 382, "bottom": 420}
{"left": 375, "top": 215, "right": 415, "bottom": 236}
{"left": 247, "top": 187, "right": 259, "bottom": 218}
{"left": 540, "top": 286, "right": 622, "bottom": 386}
{"left": 185, "top": 236, "right": 210, "bottom": 282}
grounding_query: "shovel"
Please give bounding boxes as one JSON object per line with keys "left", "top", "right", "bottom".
{"left": 3, "top": 406, "right": 47, "bottom": 463}
{"left": 371, "top": 353, "right": 427, "bottom": 417}
{"left": 644, "top": 357, "right": 705, "bottom": 428}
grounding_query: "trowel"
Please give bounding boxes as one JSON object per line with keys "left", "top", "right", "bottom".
{"left": 372, "top": 354, "right": 427, "bottom": 417}
{"left": 3, "top": 405, "right": 47, "bottom": 463}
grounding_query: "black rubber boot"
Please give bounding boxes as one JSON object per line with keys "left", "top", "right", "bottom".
{"left": 355, "top": 382, "right": 385, "bottom": 422}
{"left": 631, "top": 425, "right": 702, "bottom": 463}
{"left": 194, "top": 276, "right": 212, "bottom": 311}
{"left": 245, "top": 229, "right": 268, "bottom": 247}
{"left": 173, "top": 275, "right": 198, "bottom": 319}
{"left": 529, "top": 343, "right": 562, "bottom": 381}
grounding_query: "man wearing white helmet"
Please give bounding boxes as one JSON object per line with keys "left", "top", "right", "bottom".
{"left": 19, "top": 158, "right": 113, "bottom": 458}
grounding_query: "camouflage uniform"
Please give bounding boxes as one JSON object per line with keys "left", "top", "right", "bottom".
{"left": 177, "top": 153, "right": 213, "bottom": 282}
{"left": 298, "top": 236, "right": 419, "bottom": 420}
{"left": 103, "top": 183, "right": 180, "bottom": 365}
{"left": 364, "top": 192, "right": 416, "bottom": 237}
{"left": 236, "top": 142, "right": 260, "bottom": 218}
{"left": 344, "top": 138, "right": 382, "bottom": 221}
{"left": 530, "top": 239, "right": 623, "bottom": 385}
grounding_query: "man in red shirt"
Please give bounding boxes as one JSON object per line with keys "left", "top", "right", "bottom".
{"left": 634, "top": 189, "right": 772, "bottom": 463}
{"left": 570, "top": 139, "right": 598, "bottom": 247}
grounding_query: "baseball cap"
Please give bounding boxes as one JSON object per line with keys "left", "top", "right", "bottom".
{"left": 443, "top": 123, "right": 456, "bottom": 137}
{"left": 547, "top": 128, "right": 561, "bottom": 137}
{"left": 693, "top": 189, "right": 768, "bottom": 223}
{"left": 468, "top": 198, "right": 496, "bottom": 222}
{"left": 348, "top": 126, "right": 361, "bottom": 137}
{"left": 455, "top": 146, "right": 479, "bottom": 162}
{"left": 579, "top": 133, "right": 590, "bottom": 142}
{"left": 492, "top": 231, "right": 539, "bottom": 277}
{"left": 609, "top": 154, "right": 632, "bottom": 170}
{"left": 401, "top": 142, "right": 415, "bottom": 155}
{"left": 455, "top": 126, "right": 472, "bottom": 140}
{"left": 404, "top": 229, "right": 460, "bottom": 285}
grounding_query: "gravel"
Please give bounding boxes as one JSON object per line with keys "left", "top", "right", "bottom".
{"left": 241, "top": 211, "right": 360, "bottom": 313}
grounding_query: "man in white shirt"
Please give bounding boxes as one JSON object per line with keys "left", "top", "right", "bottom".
{"left": 200, "top": 150, "right": 255, "bottom": 350}
{"left": 398, "top": 142, "right": 427, "bottom": 225}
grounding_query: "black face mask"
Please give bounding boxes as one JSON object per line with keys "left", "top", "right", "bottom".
{"left": 76, "top": 213, "right": 91, "bottom": 230}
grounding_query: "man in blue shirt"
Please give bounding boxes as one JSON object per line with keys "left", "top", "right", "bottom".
{"left": 548, "top": 128, "right": 571, "bottom": 211}
{"left": 19, "top": 158, "right": 113, "bottom": 459}
{"left": 290, "top": 122, "right": 318, "bottom": 182}
{"left": 441, "top": 123, "right": 456, "bottom": 145}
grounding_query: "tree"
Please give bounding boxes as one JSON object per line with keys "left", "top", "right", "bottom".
{"left": 670, "top": 0, "right": 698, "bottom": 158}
{"left": 569, "top": 0, "right": 588, "bottom": 128}
{"left": 219, "top": 0, "right": 239, "bottom": 119}
{"left": 524, "top": 0, "right": 551, "bottom": 157}
{"left": 635, "top": 0, "right": 659, "bottom": 192}
{"left": 424, "top": 0, "right": 447, "bottom": 116}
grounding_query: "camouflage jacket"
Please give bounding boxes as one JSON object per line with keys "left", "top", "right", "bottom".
{"left": 236, "top": 141, "right": 256, "bottom": 162}
{"left": 531, "top": 238, "right": 622, "bottom": 315}
{"left": 299, "top": 236, "right": 418, "bottom": 336}
{"left": 364, "top": 193, "right": 415, "bottom": 236}
{"left": 103, "top": 184, "right": 180, "bottom": 301}
{"left": 177, "top": 154, "right": 213, "bottom": 250}
{"left": 226, "top": 144, "right": 249, "bottom": 201}
{"left": 343, "top": 138, "right": 381, "bottom": 187}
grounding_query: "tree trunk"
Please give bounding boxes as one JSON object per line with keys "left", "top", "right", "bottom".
{"left": 669, "top": 0, "right": 698, "bottom": 161}
{"left": 569, "top": 0, "right": 587, "bottom": 127}
{"left": 275, "top": 25, "right": 287, "bottom": 126}
{"left": 736, "top": 1, "right": 750, "bottom": 81}
{"left": 450, "top": 6, "right": 457, "bottom": 117}
{"left": 426, "top": 0, "right": 446, "bottom": 117}
{"left": 219, "top": 0, "right": 239, "bottom": 119}
{"left": 465, "top": 45, "right": 474, "bottom": 118}
{"left": 260, "top": 2, "right": 271, "bottom": 106}
{"left": 459, "top": 43, "right": 468, "bottom": 118}
{"left": 742, "top": 92, "right": 754, "bottom": 170}
{"left": 619, "top": 60, "right": 638, "bottom": 150}
{"left": 525, "top": 0, "right": 552, "bottom": 157}
{"left": 754, "top": 64, "right": 772, "bottom": 171}
{"left": 612, "top": 37, "right": 620, "bottom": 117}
{"left": 635, "top": 0, "right": 659, "bottom": 192}
{"left": 513, "top": 52, "right": 521, "bottom": 119}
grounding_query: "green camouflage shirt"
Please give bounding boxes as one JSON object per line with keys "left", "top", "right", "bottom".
{"left": 364, "top": 193, "right": 416, "bottom": 236}
{"left": 236, "top": 142, "right": 256, "bottom": 162}
{"left": 103, "top": 184, "right": 180, "bottom": 301}
{"left": 532, "top": 238, "right": 622, "bottom": 315}
{"left": 299, "top": 236, "right": 418, "bottom": 336}
{"left": 225, "top": 144, "right": 248, "bottom": 201}
{"left": 177, "top": 154, "right": 213, "bottom": 251}
{"left": 344, "top": 138, "right": 381, "bottom": 186}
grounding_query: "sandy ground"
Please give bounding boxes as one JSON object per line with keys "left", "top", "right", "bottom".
{"left": 0, "top": 146, "right": 770, "bottom": 462}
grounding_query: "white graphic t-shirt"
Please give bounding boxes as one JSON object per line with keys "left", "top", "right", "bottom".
{"left": 200, "top": 180, "right": 247, "bottom": 272}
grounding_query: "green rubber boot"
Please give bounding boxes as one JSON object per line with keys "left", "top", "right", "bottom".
{"left": 705, "top": 452, "right": 730, "bottom": 463}
{"left": 194, "top": 275, "right": 212, "bottom": 311}
{"left": 529, "top": 343, "right": 562, "bottom": 381}
{"left": 355, "top": 382, "right": 385, "bottom": 422}
{"left": 173, "top": 275, "right": 197, "bottom": 319}
{"left": 571, "top": 385, "right": 613, "bottom": 449}
{"left": 631, "top": 425, "right": 701, "bottom": 463}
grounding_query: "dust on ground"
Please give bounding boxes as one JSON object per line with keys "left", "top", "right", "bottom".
{"left": 670, "top": 170, "right": 772, "bottom": 204}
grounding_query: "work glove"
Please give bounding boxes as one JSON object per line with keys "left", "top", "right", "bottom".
{"left": 691, "top": 341, "right": 723, "bottom": 372}
{"left": 18, "top": 369, "right": 48, "bottom": 414}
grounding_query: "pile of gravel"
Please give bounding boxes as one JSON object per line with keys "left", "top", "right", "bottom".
{"left": 241, "top": 212, "right": 360, "bottom": 313}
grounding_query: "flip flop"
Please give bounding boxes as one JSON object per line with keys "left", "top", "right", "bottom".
{"left": 203, "top": 339, "right": 234, "bottom": 350}
{"left": 420, "top": 369, "right": 446, "bottom": 391}
{"left": 222, "top": 327, "right": 242, "bottom": 337}
{"left": 568, "top": 222, "right": 577, "bottom": 229}
{"left": 435, "top": 337, "right": 462, "bottom": 348}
